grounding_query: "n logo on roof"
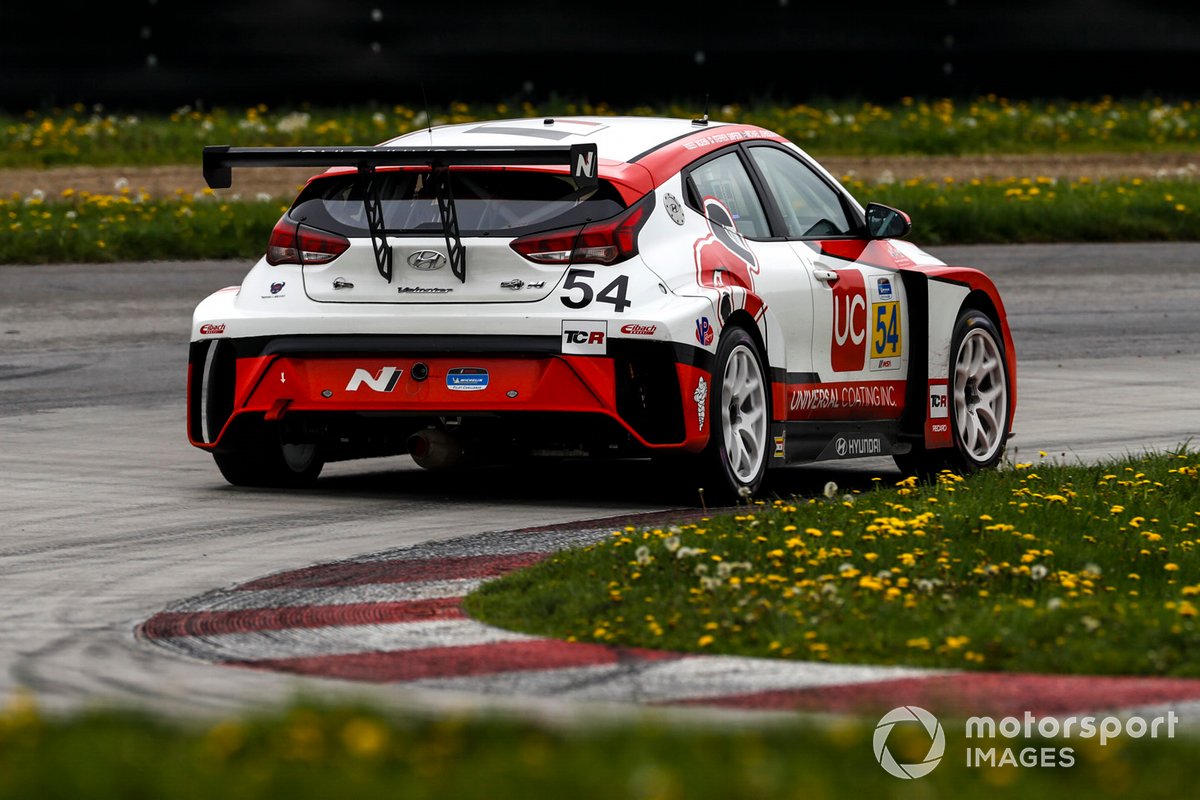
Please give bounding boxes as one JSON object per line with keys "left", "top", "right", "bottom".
{"left": 569, "top": 143, "right": 598, "bottom": 188}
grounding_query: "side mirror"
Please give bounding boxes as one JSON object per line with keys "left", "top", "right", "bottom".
{"left": 865, "top": 202, "right": 912, "bottom": 240}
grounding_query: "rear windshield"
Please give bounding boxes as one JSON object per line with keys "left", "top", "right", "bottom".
{"left": 290, "top": 169, "right": 627, "bottom": 237}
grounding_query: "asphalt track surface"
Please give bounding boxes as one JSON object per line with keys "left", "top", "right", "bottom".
{"left": 2, "top": 242, "right": 1199, "bottom": 719}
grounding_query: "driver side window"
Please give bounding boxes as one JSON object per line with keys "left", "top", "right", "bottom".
{"left": 686, "top": 151, "right": 770, "bottom": 239}
{"left": 749, "top": 147, "right": 854, "bottom": 238}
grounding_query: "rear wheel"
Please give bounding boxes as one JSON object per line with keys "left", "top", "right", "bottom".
{"left": 212, "top": 426, "right": 324, "bottom": 488}
{"left": 896, "top": 308, "right": 1010, "bottom": 477}
{"left": 696, "top": 327, "right": 770, "bottom": 502}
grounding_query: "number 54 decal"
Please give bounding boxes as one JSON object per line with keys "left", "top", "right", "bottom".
{"left": 872, "top": 301, "right": 901, "bottom": 359}
{"left": 560, "top": 268, "right": 632, "bottom": 313}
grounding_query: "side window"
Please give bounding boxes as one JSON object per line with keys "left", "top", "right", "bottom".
{"left": 748, "top": 147, "right": 854, "bottom": 238}
{"left": 686, "top": 151, "right": 770, "bottom": 239}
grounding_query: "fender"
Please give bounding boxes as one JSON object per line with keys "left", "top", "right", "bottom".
{"left": 910, "top": 265, "right": 1017, "bottom": 434}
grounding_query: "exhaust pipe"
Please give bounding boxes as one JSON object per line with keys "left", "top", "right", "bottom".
{"left": 407, "top": 429, "right": 466, "bottom": 470}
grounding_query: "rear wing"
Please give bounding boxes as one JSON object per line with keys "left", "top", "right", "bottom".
{"left": 202, "top": 143, "right": 599, "bottom": 283}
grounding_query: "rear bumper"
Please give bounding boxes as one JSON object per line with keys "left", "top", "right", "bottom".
{"left": 188, "top": 335, "right": 712, "bottom": 454}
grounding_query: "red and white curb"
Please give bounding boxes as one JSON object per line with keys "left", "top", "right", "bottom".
{"left": 138, "top": 517, "right": 1200, "bottom": 716}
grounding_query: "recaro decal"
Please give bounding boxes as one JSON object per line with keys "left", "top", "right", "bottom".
{"left": 831, "top": 269, "right": 868, "bottom": 372}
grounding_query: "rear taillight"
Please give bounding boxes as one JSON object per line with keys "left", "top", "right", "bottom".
{"left": 265, "top": 217, "right": 350, "bottom": 266}
{"left": 511, "top": 197, "right": 650, "bottom": 266}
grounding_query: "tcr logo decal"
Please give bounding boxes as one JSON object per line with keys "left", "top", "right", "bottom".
{"left": 564, "top": 330, "right": 605, "bottom": 345}
{"left": 693, "top": 196, "right": 763, "bottom": 319}
{"left": 345, "top": 367, "right": 403, "bottom": 393}
{"left": 561, "top": 320, "right": 608, "bottom": 355}
{"left": 929, "top": 384, "right": 949, "bottom": 419}
{"left": 831, "top": 269, "right": 868, "bottom": 372}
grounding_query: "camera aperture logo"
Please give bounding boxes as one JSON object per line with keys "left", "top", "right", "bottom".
{"left": 874, "top": 706, "right": 945, "bottom": 779}
{"left": 874, "top": 706, "right": 1180, "bottom": 779}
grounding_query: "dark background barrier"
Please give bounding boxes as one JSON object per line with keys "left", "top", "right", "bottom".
{"left": 4, "top": 0, "right": 1198, "bottom": 110}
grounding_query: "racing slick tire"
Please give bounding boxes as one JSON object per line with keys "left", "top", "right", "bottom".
{"left": 212, "top": 425, "right": 324, "bottom": 488}
{"left": 695, "top": 326, "right": 771, "bottom": 503}
{"left": 895, "top": 308, "right": 1010, "bottom": 478}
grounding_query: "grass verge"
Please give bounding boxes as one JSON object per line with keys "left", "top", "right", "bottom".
{"left": 1, "top": 701, "right": 1197, "bottom": 799}
{"left": 3, "top": 97, "right": 1200, "bottom": 167}
{"left": 467, "top": 452, "right": 1200, "bottom": 676}
{"left": 2, "top": 178, "right": 1198, "bottom": 264}
{"left": 0, "top": 192, "right": 284, "bottom": 263}
{"left": 853, "top": 176, "right": 1200, "bottom": 245}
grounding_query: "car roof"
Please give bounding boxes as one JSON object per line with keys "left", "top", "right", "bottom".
{"left": 383, "top": 116, "right": 726, "bottom": 165}
{"left": 377, "top": 116, "right": 797, "bottom": 197}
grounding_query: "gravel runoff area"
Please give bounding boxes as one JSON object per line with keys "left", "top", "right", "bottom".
{"left": 2, "top": 152, "right": 1198, "bottom": 199}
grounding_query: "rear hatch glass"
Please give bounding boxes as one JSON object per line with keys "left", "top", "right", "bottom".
{"left": 291, "top": 169, "right": 626, "bottom": 304}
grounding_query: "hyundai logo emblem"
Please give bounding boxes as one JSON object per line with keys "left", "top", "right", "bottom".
{"left": 406, "top": 250, "right": 446, "bottom": 270}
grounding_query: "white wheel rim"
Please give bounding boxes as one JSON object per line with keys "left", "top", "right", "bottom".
{"left": 281, "top": 442, "right": 317, "bottom": 472}
{"left": 721, "top": 344, "right": 768, "bottom": 484}
{"left": 953, "top": 327, "right": 1008, "bottom": 463}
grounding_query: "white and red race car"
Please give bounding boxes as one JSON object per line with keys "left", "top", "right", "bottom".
{"left": 190, "top": 116, "right": 1015, "bottom": 498}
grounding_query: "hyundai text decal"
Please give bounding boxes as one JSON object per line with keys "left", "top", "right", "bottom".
{"left": 561, "top": 320, "right": 607, "bottom": 354}
{"left": 345, "top": 367, "right": 403, "bottom": 392}
{"left": 836, "top": 435, "right": 883, "bottom": 457}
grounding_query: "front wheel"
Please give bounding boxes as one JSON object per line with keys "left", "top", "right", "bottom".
{"left": 696, "top": 327, "right": 771, "bottom": 502}
{"left": 896, "top": 308, "right": 1010, "bottom": 477}
{"left": 212, "top": 426, "right": 324, "bottom": 488}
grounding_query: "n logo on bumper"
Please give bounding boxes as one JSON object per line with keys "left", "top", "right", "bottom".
{"left": 345, "top": 367, "right": 403, "bottom": 392}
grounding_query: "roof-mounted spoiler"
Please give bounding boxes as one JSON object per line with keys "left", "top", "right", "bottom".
{"left": 201, "top": 143, "right": 599, "bottom": 283}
